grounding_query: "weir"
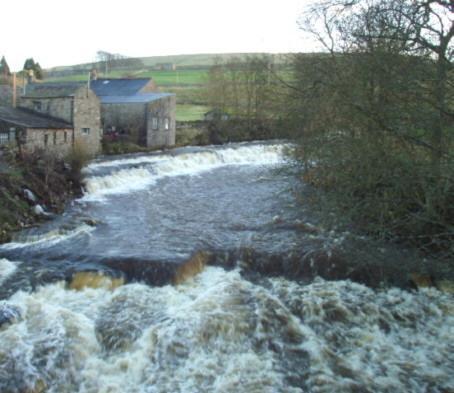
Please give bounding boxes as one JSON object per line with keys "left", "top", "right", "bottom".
{"left": 0, "top": 141, "right": 453, "bottom": 393}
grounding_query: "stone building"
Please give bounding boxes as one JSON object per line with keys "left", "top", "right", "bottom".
{"left": 19, "top": 83, "right": 102, "bottom": 155}
{"left": 89, "top": 78, "right": 176, "bottom": 147}
{"left": 0, "top": 106, "right": 73, "bottom": 155}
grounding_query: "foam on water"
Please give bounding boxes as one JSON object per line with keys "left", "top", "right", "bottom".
{"left": 0, "top": 268, "right": 452, "bottom": 393}
{"left": 0, "top": 224, "right": 95, "bottom": 250}
{"left": 83, "top": 144, "right": 287, "bottom": 201}
{"left": 0, "top": 259, "right": 19, "bottom": 285}
{"left": 85, "top": 154, "right": 162, "bottom": 172}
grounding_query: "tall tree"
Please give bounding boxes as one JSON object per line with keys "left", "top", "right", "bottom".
{"left": 0, "top": 56, "right": 11, "bottom": 79}
{"left": 291, "top": 0, "right": 454, "bottom": 256}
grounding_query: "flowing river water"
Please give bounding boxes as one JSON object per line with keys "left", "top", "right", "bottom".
{"left": 0, "top": 142, "right": 453, "bottom": 392}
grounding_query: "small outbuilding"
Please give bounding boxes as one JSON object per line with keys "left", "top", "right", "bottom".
{"left": 0, "top": 106, "right": 73, "bottom": 155}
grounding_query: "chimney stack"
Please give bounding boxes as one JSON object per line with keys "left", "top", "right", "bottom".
{"left": 27, "top": 69, "right": 34, "bottom": 84}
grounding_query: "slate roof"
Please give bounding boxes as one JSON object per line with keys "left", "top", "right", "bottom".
{"left": 89, "top": 78, "right": 151, "bottom": 96}
{"left": 0, "top": 106, "right": 72, "bottom": 129}
{"left": 100, "top": 93, "right": 174, "bottom": 104}
{"left": 23, "top": 82, "right": 84, "bottom": 98}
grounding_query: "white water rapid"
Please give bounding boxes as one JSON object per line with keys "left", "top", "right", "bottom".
{"left": 1, "top": 268, "right": 453, "bottom": 393}
{"left": 0, "top": 142, "right": 452, "bottom": 393}
{"left": 83, "top": 144, "right": 287, "bottom": 200}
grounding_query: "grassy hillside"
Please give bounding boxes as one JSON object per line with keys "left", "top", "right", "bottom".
{"left": 47, "top": 53, "right": 290, "bottom": 73}
{"left": 44, "top": 52, "right": 292, "bottom": 121}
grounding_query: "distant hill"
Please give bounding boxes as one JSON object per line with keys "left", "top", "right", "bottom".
{"left": 45, "top": 53, "right": 292, "bottom": 75}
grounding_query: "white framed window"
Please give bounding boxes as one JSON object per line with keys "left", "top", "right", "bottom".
{"left": 164, "top": 118, "right": 169, "bottom": 130}
{"left": 151, "top": 117, "right": 158, "bottom": 130}
{"left": 82, "top": 128, "right": 90, "bottom": 135}
{"left": 0, "top": 132, "right": 9, "bottom": 145}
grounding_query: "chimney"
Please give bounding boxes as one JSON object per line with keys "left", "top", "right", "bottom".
{"left": 27, "top": 69, "right": 34, "bottom": 84}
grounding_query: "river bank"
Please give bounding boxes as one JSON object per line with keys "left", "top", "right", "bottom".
{"left": 0, "top": 148, "right": 83, "bottom": 243}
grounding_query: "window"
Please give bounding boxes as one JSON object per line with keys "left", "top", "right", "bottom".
{"left": 9, "top": 128, "right": 16, "bottom": 142}
{"left": 33, "top": 101, "right": 42, "bottom": 111}
{"left": 0, "top": 133, "right": 9, "bottom": 145}
{"left": 164, "top": 118, "right": 169, "bottom": 130}
{"left": 81, "top": 128, "right": 90, "bottom": 135}
{"left": 44, "top": 134, "right": 49, "bottom": 146}
{"left": 151, "top": 117, "right": 158, "bottom": 130}
{"left": 53, "top": 132, "right": 57, "bottom": 145}
{"left": 64, "top": 131, "right": 68, "bottom": 143}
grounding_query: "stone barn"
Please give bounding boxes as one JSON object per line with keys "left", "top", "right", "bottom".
{"left": 89, "top": 78, "right": 176, "bottom": 147}
{"left": 19, "top": 83, "right": 102, "bottom": 155}
{"left": 0, "top": 106, "right": 74, "bottom": 155}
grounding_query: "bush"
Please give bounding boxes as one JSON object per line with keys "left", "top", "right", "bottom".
{"left": 296, "top": 133, "right": 454, "bottom": 260}
{"left": 67, "top": 141, "right": 92, "bottom": 187}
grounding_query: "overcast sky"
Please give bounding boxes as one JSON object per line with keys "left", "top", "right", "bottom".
{"left": 0, "top": 0, "right": 316, "bottom": 71}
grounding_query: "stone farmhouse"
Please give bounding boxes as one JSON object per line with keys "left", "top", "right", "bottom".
{"left": 0, "top": 76, "right": 175, "bottom": 155}
{"left": 0, "top": 84, "right": 101, "bottom": 155}
{"left": 89, "top": 77, "right": 176, "bottom": 147}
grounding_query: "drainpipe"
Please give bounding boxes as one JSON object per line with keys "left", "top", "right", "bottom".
{"left": 12, "top": 72, "right": 16, "bottom": 108}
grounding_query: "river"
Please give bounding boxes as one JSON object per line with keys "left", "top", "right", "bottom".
{"left": 0, "top": 142, "right": 453, "bottom": 392}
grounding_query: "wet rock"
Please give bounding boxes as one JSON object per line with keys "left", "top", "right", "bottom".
{"left": 83, "top": 218, "right": 98, "bottom": 227}
{"left": 68, "top": 271, "right": 124, "bottom": 291}
{"left": 33, "top": 204, "right": 46, "bottom": 216}
{"left": 0, "top": 303, "right": 21, "bottom": 330}
{"left": 23, "top": 188, "right": 37, "bottom": 203}
{"left": 435, "top": 280, "right": 454, "bottom": 294}
{"left": 410, "top": 273, "right": 434, "bottom": 290}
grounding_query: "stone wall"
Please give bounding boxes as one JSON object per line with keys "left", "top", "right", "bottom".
{"left": 101, "top": 95, "right": 176, "bottom": 148}
{"left": 19, "top": 96, "right": 73, "bottom": 123}
{"left": 72, "top": 87, "right": 102, "bottom": 155}
{"left": 175, "top": 121, "right": 209, "bottom": 146}
{"left": 24, "top": 128, "right": 74, "bottom": 156}
{"left": 101, "top": 103, "right": 147, "bottom": 144}
{"left": 146, "top": 95, "right": 176, "bottom": 147}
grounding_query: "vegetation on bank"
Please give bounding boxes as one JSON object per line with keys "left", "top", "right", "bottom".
{"left": 0, "top": 147, "right": 89, "bottom": 243}
{"left": 287, "top": 0, "right": 453, "bottom": 261}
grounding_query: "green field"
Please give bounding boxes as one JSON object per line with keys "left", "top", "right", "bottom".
{"left": 176, "top": 105, "right": 209, "bottom": 121}
{"left": 46, "top": 69, "right": 208, "bottom": 86}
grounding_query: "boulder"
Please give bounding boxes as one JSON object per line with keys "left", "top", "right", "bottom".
{"left": 23, "top": 188, "right": 37, "bottom": 203}
{"left": 33, "top": 204, "right": 45, "bottom": 216}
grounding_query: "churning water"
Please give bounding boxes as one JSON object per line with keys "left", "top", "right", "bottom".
{"left": 0, "top": 142, "right": 453, "bottom": 392}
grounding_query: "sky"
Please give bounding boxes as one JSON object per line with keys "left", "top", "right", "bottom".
{"left": 0, "top": 0, "right": 317, "bottom": 71}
